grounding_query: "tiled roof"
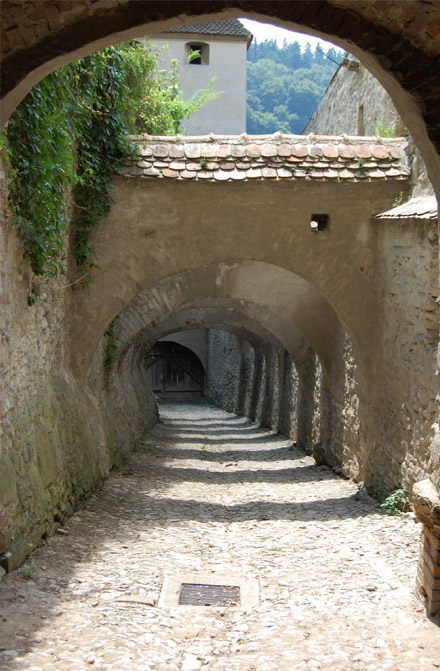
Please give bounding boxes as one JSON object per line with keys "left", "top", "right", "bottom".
{"left": 376, "top": 196, "right": 437, "bottom": 220}
{"left": 166, "top": 19, "right": 252, "bottom": 40}
{"left": 119, "top": 132, "right": 410, "bottom": 183}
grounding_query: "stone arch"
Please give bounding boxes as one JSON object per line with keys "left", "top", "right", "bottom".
{"left": 1, "top": 1, "right": 440, "bottom": 195}
{"left": 69, "top": 165, "right": 394, "bottom": 388}
{"left": 98, "top": 262, "right": 362, "bottom": 468}
{"left": 83, "top": 259, "right": 348, "bottom": 380}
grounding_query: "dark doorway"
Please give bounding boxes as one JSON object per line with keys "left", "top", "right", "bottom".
{"left": 146, "top": 341, "right": 205, "bottom": 401}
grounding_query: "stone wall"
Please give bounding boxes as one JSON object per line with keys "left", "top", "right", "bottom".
{"left": 0, "top": 158, "right": 158, "bottom": 571}
{"left": 305, "top": 50, "right": 439, "bottom": 495}
{"left": 208, "top": 330, "right": 244, "bottom": 413}
{"left": 208, "top": 330, "right": 280, "bottom": 429}
{"left": 367, "top": 217, "right": 439, "bottom": 492}
{"left": 277, "top": 351, "right": 298, "bottom": 441}
{"left": 304, "top": 57, "right": 403, "bottom": 137}
{"left": 206, "top": 328, "right": 363, "bottom": 468}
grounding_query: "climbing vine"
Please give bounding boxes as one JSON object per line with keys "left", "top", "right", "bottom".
{"left": 2, "top": 41, "right": 217, "bottom": 296}
{"left": 1, "top": 68, "right": 77, "bottom": 279}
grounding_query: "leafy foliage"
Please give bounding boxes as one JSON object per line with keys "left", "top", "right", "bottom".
{"left": 2, "top": 68, "right": 76, "bottom": 278}
{"left": 380, "top": 489, "right": 411, "bottom": 515}
{"left": 3, "top": 40, "right": 215, "bottom": 293}
{"left": 247, "top": 40, "right": 343, "bottom": 134}
{"left": 374, "top": 112, "right": 397, "bottom": 138}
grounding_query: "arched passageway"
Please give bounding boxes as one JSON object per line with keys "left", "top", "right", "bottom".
{"left": 1, "top": 0, "right": 440, "bottom": 619}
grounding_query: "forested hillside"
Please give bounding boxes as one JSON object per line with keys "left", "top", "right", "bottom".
{"left": 247, "top": 39, "right": 343, "bottom": 134}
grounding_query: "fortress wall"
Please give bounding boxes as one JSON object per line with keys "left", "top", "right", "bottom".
{"left": 0, "top": 160, "right": 157, "bottom": 571}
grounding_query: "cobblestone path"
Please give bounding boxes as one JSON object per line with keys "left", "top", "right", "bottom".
{"left": 1, "top": 404, "right": 439, "bottom": 671}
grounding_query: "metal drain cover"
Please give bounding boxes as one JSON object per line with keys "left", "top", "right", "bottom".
{"left": 179, "top": 583, "right": 240, "bottom": 606}
{"left": 158, "top": 574, "right": 259, "bottom": 609}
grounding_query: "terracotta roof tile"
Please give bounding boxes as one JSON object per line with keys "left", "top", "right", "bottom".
{"left": 152, "top": 144, "right": 169, "bottom": 158}
{"left": 180, "top": 170, "right": 197, "bottom": 179}
{"left": 169, "top": 161, "right": 186, "bottom": 170}
{"left": 308, "top": 145, "right": 322, "bottom": 158}
{"left": 204, "top": 145, "right": 219, "bottom": 158}
{"left": 291, "top": 144, "right": 308, "bottom": 158}
{"left": 186, "top": 162, "right": 202, "bottom": 171}
{"left": 338, "top": 145, "right": 356, "bottom": 159}
{"left": 129, "top": 165, "right": 144, "bottom": 176}
{"left": 277, "top": 168, "right": 293, "bottom": 178}
{"left": 261, "top": 143, "right": 278, "bottom": 157}
{"left": 322, "top": 145, "right": 339, "bottom": 159}
{"left": 247, "top": 168, "right": 263, "bottom": 178}
{"left": 376, "top": 196, "right": 437, "bottom": 220}
{"left": 355, "top": 145, "right": 372, "bottom": 159}
{"left": 169, "top": 145, "right": 185, "bottom": 158}
{"left": 230, "top": 169, "right": 246, "bottom": 180}
{"left": 214, "top": 171, "right": 230, "bottom": 181}
{"left": 139, "top": 145, "right": 152, "bottom": 157}
{"left": 143, "top": 167, "right": 160, "bottom": 177}
{"left": 163, "top": 168, "right": 179, "bottom": 178}
{"left": 246, "top": 143, "right": 261, "bottom": 158}
{"left": 372, "top": 146, "right": 390, "bottom": 159}
{"left": 277, "top": 143, "right": 292, "bottom": 157}
{"left": 122, "top": 133, "right": 410, "bottom": 184}
{"left": 185, "top": 144, "right": 201, "bottom": 159}
{"left": 217, "top": 145, "right": 232, "bottom": 158}
{"left": 231, "top": 145, "right": 246, "bottom": 158}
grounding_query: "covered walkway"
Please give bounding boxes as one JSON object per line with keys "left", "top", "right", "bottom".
{"left": 0, "top": 404, "right": 438, "bottom": 671}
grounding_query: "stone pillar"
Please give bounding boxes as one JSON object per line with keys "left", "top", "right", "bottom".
{"left": 296, "top": 347, "right": 317, "bottom": 454}
{"left": 413, "top": 479, "right": 440, "bottom": 615}
{"left": 249, "top": 347, "right": 265, "bottom": 424}
{"left": 260, "top": 345, "right": 279, "bottom": 429}
{"left": 277, "top": 351, "right": 298, "bottom": 440}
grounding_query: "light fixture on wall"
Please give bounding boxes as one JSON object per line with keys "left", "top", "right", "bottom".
{"left": 310, "top": 214, "right": 329, "bottom": 233}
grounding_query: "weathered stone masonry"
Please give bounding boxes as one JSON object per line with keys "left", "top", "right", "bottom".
{"left": 101, "top": 135, "right": 435, "bottom": 491}
{"left": 0, "top": 129, "right": 438, "bottom": 599}
{"left": 1, "top": 1, "right": 440, "bottom": 617}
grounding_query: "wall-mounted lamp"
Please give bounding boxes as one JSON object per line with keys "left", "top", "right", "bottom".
{"left": 310, "top": 213, "right": 329, "bottom": 233}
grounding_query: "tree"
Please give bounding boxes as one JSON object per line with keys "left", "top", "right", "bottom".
{"left": 246, "top": 39, "right": 342, "bottom": 134}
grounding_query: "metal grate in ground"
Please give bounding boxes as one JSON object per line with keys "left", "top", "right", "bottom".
{"left": 179, "top": 582, "right": 240, "bottom": 606}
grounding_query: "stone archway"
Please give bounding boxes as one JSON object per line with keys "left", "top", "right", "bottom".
{"left": 1, "top": 2, "right": 439, "bottom": 605}
{"left": 1, "top": 1, "right": 440, "bottom": 196}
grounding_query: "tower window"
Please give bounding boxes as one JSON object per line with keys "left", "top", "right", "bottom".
{"left": 186, "top": 42, "right": 209, "bottom": 65}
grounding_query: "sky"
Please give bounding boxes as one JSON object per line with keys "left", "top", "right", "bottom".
{"left": 240, "top": 18, "right": 344, "bottom": 53}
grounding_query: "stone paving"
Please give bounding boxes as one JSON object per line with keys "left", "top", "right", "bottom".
{"left": 0, "top": 403, "right": 439, "bottom": 671}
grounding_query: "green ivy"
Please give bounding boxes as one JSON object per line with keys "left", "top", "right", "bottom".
{"left": 1, "top": 68, "right": 76, "bottom": 278}
{"left": 2, "top": 41, "right": 217, "bottom": 297}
